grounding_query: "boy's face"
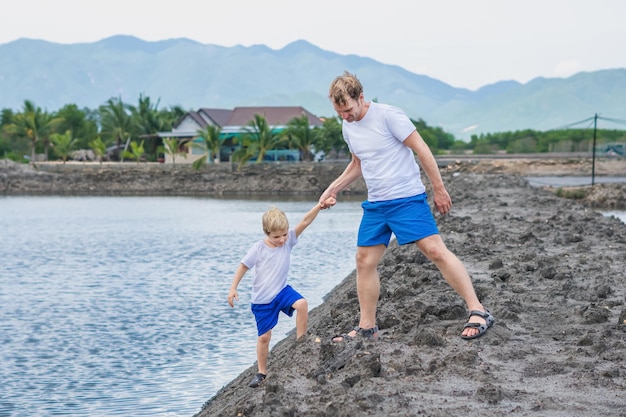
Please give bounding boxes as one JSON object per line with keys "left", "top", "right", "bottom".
{"left": 266, "top": 228, "right": 288, "bottom": 247}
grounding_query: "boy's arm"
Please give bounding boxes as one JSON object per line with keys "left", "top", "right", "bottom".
{"left": 294, "top": 198, "right": 336, "bottom": 237}
{"left": 227, "top": 263, "right": 249, "bottom": 307}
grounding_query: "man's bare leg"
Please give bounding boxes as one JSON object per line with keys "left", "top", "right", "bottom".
{"left": 416, "top": 234, "right": 487, "bottom": 338}
{"left": 334, "top": 244, "right": 386, "bottom": 340}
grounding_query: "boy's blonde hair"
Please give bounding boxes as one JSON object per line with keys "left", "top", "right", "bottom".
{"left": 329, "top": 70, "right": 363, "bottom": 107}
{"left": 262, "top": 206, "right": 289, "bottom": 235}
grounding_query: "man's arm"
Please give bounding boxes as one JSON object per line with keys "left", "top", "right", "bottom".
{"left": 319, "top": 154, "right": 363, "bottom": 207}
{"left": 403, "top": 130, "right": 452, "bottom": 215}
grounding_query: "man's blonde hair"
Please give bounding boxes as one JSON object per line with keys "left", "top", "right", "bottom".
{"left": 329, "top": 70, "right": 363, "bottom": 106}
{"left": 262, "top": 206, "right": 289, "bottom": 235}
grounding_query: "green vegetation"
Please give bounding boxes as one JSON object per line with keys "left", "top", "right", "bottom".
{"left": 244, "top": 114, "right": 287, "bottom": 163}
{"left": 162, "top": 137, "right": 185, "bottom": 166}
{"left": 89, "top": 137, "right": 106, "bottom": 164}
{"left": 1, "top": 95, "right": 624, "bottom": 165}
{"left": 49, "top": 130, "right": 78, "bottom": 163}
{"left": 282, "top": 114, "right": 318, "bottom": 161}
{"left": 191, "top": 125, "right": 223, "bottom": 170}
{"left": 122, "top": 140, "right": 146, "bottom": 164}
{"left": 554, "top": 187, "right": 589, "bottom": 200}
{"left": 468, "top": 128, "right": 626, "bottom": 155}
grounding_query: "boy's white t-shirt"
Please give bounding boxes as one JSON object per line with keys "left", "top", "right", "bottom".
{"left": 342, "top": 101, "right": 426, "bottom": 202}
{"left": 241, "top": 229, "right": 298, "bottom": 304}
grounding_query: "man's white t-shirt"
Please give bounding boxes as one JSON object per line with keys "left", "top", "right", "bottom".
{"left": 342, "top": 101, "right": 426, "bottom": 202}
{"left": 241, "top": 229, "right": 298, "bottom": 304}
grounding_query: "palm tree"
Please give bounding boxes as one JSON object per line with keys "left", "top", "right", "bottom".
{"left": 99, "top": 97, "right": 132, "bottom": 161}
{"left": 89, "top": 137, "right": 106, "bottom": 164}
{"left": 191, "top": 125, "right": 223, "bottom": 170}
{"left": 55, "top": 104, "right": 99, "bottom": 150}
{"left": 163, "top": 137, "right": 185, "bottom": 166}
{"left": 159, "top": 105, "right": 187, "bottom": 131}
{"left": 314, "top": 116, "right": 348, "bottom": 158}
{"left": 244, "top": 114, "right": 285, "bottom": 163}
{"left": 283, "top": 114, "right": 317, "bottom": 161}
{"left": 129, "top": 94, "right": 172, "bottom": 160}
{"left": 122, "top": 140, "right": 145, "bottom": 164}
{"left": 230, "top": 136, "right": 258, "bottom": 170}
{"left": 9, "top": 100, "right": 62, "bottom": 162}
{"left": 39, "top": 112, "right": 65, "bottom": 161}
{"left": 130, "top": 94, "right": 163, "bottom": 134}
{"left": 49, "top": 130, "right": 77, "bottom": 164}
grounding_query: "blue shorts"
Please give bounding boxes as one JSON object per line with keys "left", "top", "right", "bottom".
{"left": 251, "top": 285, "right": 304, "bottom": 336}
{"left": 358, "top": 193, "right": 439, "bottom": 247}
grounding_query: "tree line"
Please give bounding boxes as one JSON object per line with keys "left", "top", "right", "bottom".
{"left": 1, "top": 95, "right": 624, "bottom": 166}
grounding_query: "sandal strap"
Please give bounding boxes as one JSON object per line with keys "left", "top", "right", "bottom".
{"left": 333, "top": 325, "right": 380, "bottom": 342}
{"left": 463, "top": 322, "right": 487, "bottom": 330}
{"left": 357, "top": 326, "right": 379, "bottom": 338}
{"left": 467, "top": 309, "right": 495, "bottom": 326}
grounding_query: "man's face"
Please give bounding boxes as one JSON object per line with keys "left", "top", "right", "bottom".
{"left": 333, "top": 93, "right": 365, "bottom": 123}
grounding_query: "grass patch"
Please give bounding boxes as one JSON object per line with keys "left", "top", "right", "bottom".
{"left": 554, "top": 187, "right": 589, "bottom": 200}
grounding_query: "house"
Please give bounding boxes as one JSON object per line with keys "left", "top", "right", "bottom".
{"left": 157, "top": 106, "right": 323, "bottom": 164}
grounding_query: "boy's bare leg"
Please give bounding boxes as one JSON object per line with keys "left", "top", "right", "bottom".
{"left": 256, "top": 331, "right": 271, "bottom": 375}
{"left": 292, "top": 298, "right": 308, "bottom": 338}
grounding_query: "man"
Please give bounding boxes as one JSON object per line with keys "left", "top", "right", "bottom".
{"left": 319, "top": 71, "right": 494, "bottom": 341}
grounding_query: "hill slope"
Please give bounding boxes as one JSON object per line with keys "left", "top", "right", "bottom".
{"left": 1, "top": 36, "right": 625, "bottom": 139}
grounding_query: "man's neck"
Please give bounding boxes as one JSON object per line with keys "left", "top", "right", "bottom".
{"left": 357, "top": 100, "right": 370, "bottom": 121}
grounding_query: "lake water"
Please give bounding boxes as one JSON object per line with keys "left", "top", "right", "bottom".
{"left": 0, "top": 196, "right": 363, "bottom": 417}
{"left": 525, "top": 175, "right": 626, "bottom": 187}
{"left": 1, "top": 195, "right": 624, "bottom": 417}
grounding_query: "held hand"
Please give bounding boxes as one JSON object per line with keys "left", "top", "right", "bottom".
{"left": 227, "top": 290, "right": 239, "bottom": 308}
{"left": 319, "top": 191, "right": 337, "bottom": 209}
{"left": 321, "top": 197, "right": 337, "bottom": 209}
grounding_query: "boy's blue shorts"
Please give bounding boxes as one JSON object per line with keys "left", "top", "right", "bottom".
{"left": 358, "top": 193, "right": 439, "bottom": 247}
{"left": 251, "top": 285, "right": 304, "bottom": 336}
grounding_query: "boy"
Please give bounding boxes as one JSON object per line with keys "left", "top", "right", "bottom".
{"left": 227, "top": 198, "right": 335, "bottom": 388}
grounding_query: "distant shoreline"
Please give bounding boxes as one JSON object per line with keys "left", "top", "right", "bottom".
{"left": 0, "top": 160, "right": 366, "bottom": 197}
{"left": 1, "top": 157, "right": 624, "bottom": 208}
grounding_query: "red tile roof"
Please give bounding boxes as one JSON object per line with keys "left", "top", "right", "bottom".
{"left": 180, "top": 106, "right": 322, "bottom": 130}
{"left": 226, "top": 106, "right": 322, "bottom": 127}
{"left": 198, "top": 108, "right": 233, "bottom": 126}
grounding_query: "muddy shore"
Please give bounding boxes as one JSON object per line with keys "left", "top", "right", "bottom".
{"left": 190, "top": 159, "right": 624, "bottom": 417}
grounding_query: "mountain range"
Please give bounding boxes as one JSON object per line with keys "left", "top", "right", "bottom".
{"left": 1, "top": 35, "right": 625, "bottom": 140}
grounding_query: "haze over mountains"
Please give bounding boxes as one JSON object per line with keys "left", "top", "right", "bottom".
{"left": 1, "top": 35, "right": 625, "bottom": 139}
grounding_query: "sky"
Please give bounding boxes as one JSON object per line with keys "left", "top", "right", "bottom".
{"left": 2, "top": 0, "right": 625, "bottom": 90}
